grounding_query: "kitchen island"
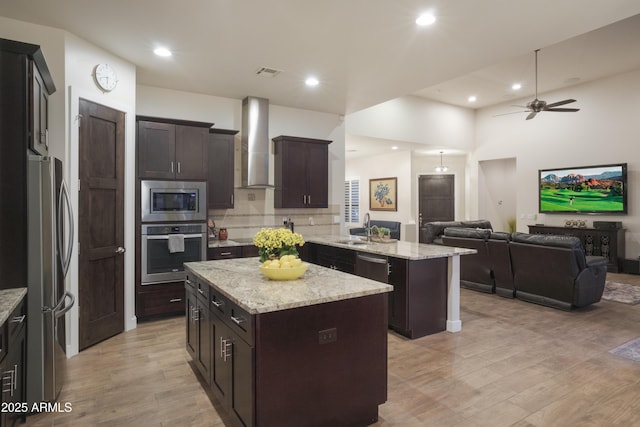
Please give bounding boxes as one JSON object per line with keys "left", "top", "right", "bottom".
{"left": 304, "top": 236, "right": 477, "bottom": 338}
{"left": 184, "top": 258, "right": 392, "bottom": 427}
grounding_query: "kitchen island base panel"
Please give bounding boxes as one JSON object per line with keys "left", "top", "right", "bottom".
{"left": 255, "top": 293, "right": 388, "bottom": 427}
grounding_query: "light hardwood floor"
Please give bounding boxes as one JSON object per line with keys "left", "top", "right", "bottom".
{"left": 25, "top": 277, "right": 640, "bottom": 427}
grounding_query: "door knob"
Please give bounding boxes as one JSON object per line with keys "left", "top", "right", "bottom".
{"left": 115, "top": 247, "right": 126, "bottom": 254}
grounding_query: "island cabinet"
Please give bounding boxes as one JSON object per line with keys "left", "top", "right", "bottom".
{"left": 387, "top": 256, "right": 448, "bottom": 338}
{"left": 207, "top": 129, "right": 238, "bottom": 209}
{"left": 185, "top": 277, "right": 211, "bottom": 381}
{"left": 304, "top": 240, "right": 451, "bottom": 339}
{"left": 305, "top": 242, "right": 356, "bottom": 273}
{"left": 137, "top": 116, "right": 213, "bottom": 180}
{"left": 273, "top": 136, "right": 332, "bottom": 208}
{"left": 184, "top": 259, "right": 391, "bottom": 427}
{"left": 1, "top": 291, "right": 27, "bottom": 427}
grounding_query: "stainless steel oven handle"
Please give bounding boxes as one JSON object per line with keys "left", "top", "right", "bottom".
{"left": 145, "top": 234, "right": 205, "bottom": 239}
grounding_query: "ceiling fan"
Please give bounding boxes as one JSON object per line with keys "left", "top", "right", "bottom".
{"left": 509, "top": 49, "right": 580, "bottom": 120}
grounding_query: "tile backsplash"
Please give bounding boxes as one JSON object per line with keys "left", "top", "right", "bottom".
{"left": 208, "top": 188, "right": 340, "bottom": 241}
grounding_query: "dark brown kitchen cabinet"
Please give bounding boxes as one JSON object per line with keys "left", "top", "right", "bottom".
{"left": 1, "top": 296, "right": 27, "bottom": 427}
{"left": 184, "top": 276, "right": 211, "bottom": 382}
{"left": 207, "top": 246, "right": 242, "bottom": 260}
{"left": 207, "top": 129, "right": 238, "bottom": 209}
{"left": 0, "top": 39, "right": 55, "bottom": 289}
{"left": 137, "top": 116, "right": 213, "bottom": 180}
{"left": 304, "top": 242, "right": 356, "bottom": 274}
{"left": 136, "top": 281, "right": 185, "bottom": 319}
{"left": 273, "top": 135, "right": 332, "bottom": 208}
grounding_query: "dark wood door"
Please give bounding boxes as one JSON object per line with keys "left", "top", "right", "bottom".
{"left": 207, "top": 131, "right": 236, "bottom": 208}
{"left": 137, "top": 120, "right": 175, "bottom": 179}
{"left": 78, "top": 99, "right": 125, "bottom": 350}
{"left": 175, "top": 125, "right": 207, "bottom": 180}
{"left": 211, "top": 314, "right": 232, "bottom": 399}
{"left": 419, "top": 174, "right": 454, "bottom": 243}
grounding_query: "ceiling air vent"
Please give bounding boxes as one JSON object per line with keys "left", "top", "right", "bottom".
{"left": 255, "top": 66, "right": 282, "bottom": 77}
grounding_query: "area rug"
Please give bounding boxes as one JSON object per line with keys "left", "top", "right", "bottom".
{"left": 609, "top": 337, "right": 640, "bottom": 362}
{"left": 601, "top": 281, "right": 640, "bottom": 305}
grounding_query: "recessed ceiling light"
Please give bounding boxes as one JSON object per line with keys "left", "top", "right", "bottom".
{"left": 305, "top": 76, "right": 319, "bottom": 87}
{"left": 512, "top": 83, "right": 522, "bottom": 90}
{"left": 391, "top": 146, "right": 398, "bottom": 150}
{"left": 416, "top": 13, "right": 436, "bottom": 26}
{"left": 468, "top": 95, "right": 477, "bottom": 103}
{"left": 154, "top": 47, "right": 172, "bottom": 57}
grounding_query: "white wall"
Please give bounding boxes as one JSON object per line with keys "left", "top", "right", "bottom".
{"left": 474, "top": 68, "right": 640, "bottom": 256}
{"left": 478, "top": 158, "right": 517, "bottom": 232}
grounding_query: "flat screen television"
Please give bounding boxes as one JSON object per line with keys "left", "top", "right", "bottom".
{"left": 539, "top": 163, "right": 627, "bottom": 214}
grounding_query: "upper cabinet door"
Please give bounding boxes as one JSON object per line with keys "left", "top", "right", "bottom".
{"left": 175, "top": 125, "right": 207, "bottom": 180}
{"left": 31, "top": 62, "right": 49, "bottom": 156}
{"left": 207, "top": 130, "right": 237, "bottom": 209}
{"left": 137, "top": 120, "right": 176, "bottom": 179}
{"left": 273, "top": 136, "right": 332, "bottom": 209}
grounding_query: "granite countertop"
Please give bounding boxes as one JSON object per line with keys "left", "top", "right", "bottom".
{"left": 185, "top": 258, "right": 393, "bottom": 314}
{"left": 0, "top": 288, "right": 27, "bottom": 325}
{"left": 306, "top": 235, "right": 476, "bottom": 260}
{"left": 208, "top": 237, "right": 255, "bottom": 248}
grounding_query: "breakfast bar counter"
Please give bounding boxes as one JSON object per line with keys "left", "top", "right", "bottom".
{"left": 184, "top": 259, "right": 392, "bottom": 427}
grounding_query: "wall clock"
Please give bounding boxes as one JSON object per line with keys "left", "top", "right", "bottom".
{"left": 93, "top": 63, "right": 118, "bottom": 92}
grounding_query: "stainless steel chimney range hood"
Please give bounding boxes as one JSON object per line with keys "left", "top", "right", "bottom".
{"left": 241, "top": 96, "right": 273, "bottom": 188}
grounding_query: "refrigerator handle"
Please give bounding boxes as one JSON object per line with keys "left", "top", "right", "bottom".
{"left": 54, "top": 291, "right": 76, "bottom": 318}
{"left": 58, "top": 179, "right": 74, "bottom": 279}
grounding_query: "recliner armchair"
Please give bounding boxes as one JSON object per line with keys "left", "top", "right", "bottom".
{"left": 509, "top": 232, "right": 608, "bottom": 310}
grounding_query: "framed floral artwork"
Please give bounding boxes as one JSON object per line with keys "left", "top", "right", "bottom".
{"left": 369, "top": 177, "right": 397, "bottom": 211}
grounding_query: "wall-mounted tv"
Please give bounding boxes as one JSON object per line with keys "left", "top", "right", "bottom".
{"left": 539, "top": 163, "right": 627, "bottom": 214}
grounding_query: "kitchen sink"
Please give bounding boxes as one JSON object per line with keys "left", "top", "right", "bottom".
{"left": 336, "top": 239, "right": 368, "bottom": 246}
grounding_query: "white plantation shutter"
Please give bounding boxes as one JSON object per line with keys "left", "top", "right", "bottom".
{"left": 344, "top": 178, "right": 360, "bottom": 223}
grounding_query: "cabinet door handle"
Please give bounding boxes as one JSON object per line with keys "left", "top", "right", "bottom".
{"left": 11, "top": 315, "right": 26, "bottom": 324}
{"left": 177, "top": 161, "right": 181, "bottom": 174}
{"left": 170, "top": 161, "right": 174, "bottom": 173}
{"left": 231, "top": 194, "right": 234, "bottom": 205}
{"left": 169, "top": 298, "right": 182, "bottom": 303}
{"left": 303, "top": 195, "right": 307, "bottom": 204}
{"left": 231, "top": 315, "right": 246, "bottom": 326}
{"left": 211, "top": 299, "right": 224, "bottom": 308}
{"left": 308, "top": 195, "right": 311, "bottom": 204}
{"left": 220, "top": 252, "right": 232, "bottom": 256}
{"left": 221, "top": 337, "right": 233, "bottom": 362}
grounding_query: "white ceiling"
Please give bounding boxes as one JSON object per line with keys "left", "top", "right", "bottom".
{"left": 2, "top": 1, "right": 640, "bottom": 117}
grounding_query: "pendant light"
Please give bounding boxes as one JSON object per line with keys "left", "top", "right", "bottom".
{"left": 435, "top": 151, "right": 448, "bottom": 172}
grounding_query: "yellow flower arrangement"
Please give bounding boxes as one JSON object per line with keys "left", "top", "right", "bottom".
{"left": 253, "top": 227, "right": 305, "bottom": 262}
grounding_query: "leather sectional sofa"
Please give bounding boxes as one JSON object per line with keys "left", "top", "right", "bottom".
{"left": 430, "top": 221, "right": 608, "bottom": 310}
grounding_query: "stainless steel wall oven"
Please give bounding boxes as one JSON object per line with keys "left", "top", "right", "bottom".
{"left": 141, "top": 223, "right": 207, "bottom": 285}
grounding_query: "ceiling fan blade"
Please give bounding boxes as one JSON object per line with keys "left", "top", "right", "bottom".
{"left": 545, "top": 99, "right": 576, "bottom": 108}
{"left": 526, "top": 111, "right": 537, "bottom": 120}
{"left": 545, "top": 108, "right": 580, "bottom": 112}
{"left": 494, "top": 110, "right": 529, "bottom": 117}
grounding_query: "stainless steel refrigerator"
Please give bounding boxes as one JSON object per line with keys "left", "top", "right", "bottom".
{"left": 27, "top": 155, "right": 75, "bottom": 405}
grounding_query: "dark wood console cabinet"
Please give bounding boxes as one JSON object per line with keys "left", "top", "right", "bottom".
{"left": 528, "top": 225, "right": 625, "bottom": 273}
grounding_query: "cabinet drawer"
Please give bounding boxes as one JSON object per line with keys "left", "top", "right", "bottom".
{"left": 208, "top": 246, "right": 242, "bottom": 260}
{"left": 137, "top": 283, "right": 185, "bottom": 318}
{"left": 225, "top": 300, "right": 254, "bottom": 346}
{"left": 241, "top": 245, "right": 259, "bottom": 258}
{"left": 209, "top": 287, "right": 228, "bottom": 317}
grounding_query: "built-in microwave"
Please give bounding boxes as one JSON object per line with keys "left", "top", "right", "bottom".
{"left": 141, "top": 180, "right": 207, "bottom": 222}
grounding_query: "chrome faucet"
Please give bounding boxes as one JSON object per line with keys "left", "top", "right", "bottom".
{"left": 363, "top": 212, "right": 371, "bottom": 241}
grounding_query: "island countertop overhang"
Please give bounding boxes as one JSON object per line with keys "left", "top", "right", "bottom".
{"left": 185, "top": 258, "right": 393, "bottom": 315}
